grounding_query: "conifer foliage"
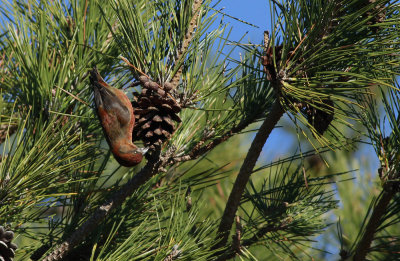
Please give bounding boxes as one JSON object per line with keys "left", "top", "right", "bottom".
{"left": 0, "top": 0, "right": 399, "bottom": 260}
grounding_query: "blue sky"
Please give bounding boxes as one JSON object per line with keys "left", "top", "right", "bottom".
{"left": 214, "top": 0, "right": 271, "bottom": 42}
{"left": 212, "top": 0, "right": 298, "bottom": 162}
{"left": 214, "top": 0, "right": 380, "bottom": 169}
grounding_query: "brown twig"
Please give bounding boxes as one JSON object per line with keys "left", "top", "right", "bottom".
{"left": 170, "top": 0, "right": 202, "bottom": 89}
{"left": 41, "top": 151, "right": 162, "bottom": 261}
{"left": 352, "top": 189, "right": 396, "bottom": 261}
{"left": 82, "top": 0, "right": 88, "bottom": 46}
{"left": 232, "top": 216, "right": 242, "bottom": 254}
{"left": 212, "top": 100, "right": 284, "bottom": 251}
{"left": 55, "top": 85, "right": 89, "bottom": 106}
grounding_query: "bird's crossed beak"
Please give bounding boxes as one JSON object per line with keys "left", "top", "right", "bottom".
{"left": 137, "top": 147, "right": 149, "bottom": 155}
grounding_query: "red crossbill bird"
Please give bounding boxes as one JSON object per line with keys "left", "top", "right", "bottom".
{"left": 90, "top": 67, "right": 146, "bottom": 167}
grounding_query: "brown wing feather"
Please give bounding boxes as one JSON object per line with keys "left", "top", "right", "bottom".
{"left": 91, "top": 71, "right": 131, "bottom": 126}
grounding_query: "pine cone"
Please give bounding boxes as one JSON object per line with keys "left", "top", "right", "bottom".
{"left": 304, "top": 99, "right": 334, "bottom": 135}
{"left": 261, "top": 40, "right": 334, "bottom": 135}
{"left": 261, "top": 45, "right": 283, "bottom": 83}
{"left": 132, "top": 77, "right": 181, "bottom": 149}
{"left": 0, "top": 227, "right": 17, "bottom": 261}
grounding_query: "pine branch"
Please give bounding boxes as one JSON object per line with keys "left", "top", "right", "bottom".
{"left": 232, "top": 216, "right": 242, "bottom": 255}
{"left": 352, "top": 188, "right": 397, "bottom": 261}
{"left": 170, "top": 0, "right": 202, "bottom": 88}
{"left": 212, "top": 100, "right": 284, "bottom": 250}
{"left": 40, "top": 150, "right": 162, "bottom": 261}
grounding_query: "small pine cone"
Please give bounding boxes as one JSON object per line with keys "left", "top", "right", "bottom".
{"left": 306, "top": 99, "right": 334, "bottom": 135}
{"left": 132, "top": 79, "right": 181, "bottom": 148}
{"left": 261, "top": 45, "right": 283, "bottom": 83}
{"left": 0, "top": 227, "right": 17, "bottom": 261}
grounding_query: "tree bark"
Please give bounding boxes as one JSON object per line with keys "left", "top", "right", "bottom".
{"left": 213, "top": 100, "right": 284, "bottom": 250}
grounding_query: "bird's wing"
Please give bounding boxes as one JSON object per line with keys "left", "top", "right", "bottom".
{"left": 91, "top": 76, "right": 131, "bottom": 126}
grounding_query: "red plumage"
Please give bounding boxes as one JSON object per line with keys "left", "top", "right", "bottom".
{"left": 90, "top": 67, "right": 144, "bottom": 167}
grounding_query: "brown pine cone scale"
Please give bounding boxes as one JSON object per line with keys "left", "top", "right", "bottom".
{"left": 132, "top": 78, "right": 182, "bottom": 149}
{"left": 0, "top": 227, "right": 17, "bottom": 261}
